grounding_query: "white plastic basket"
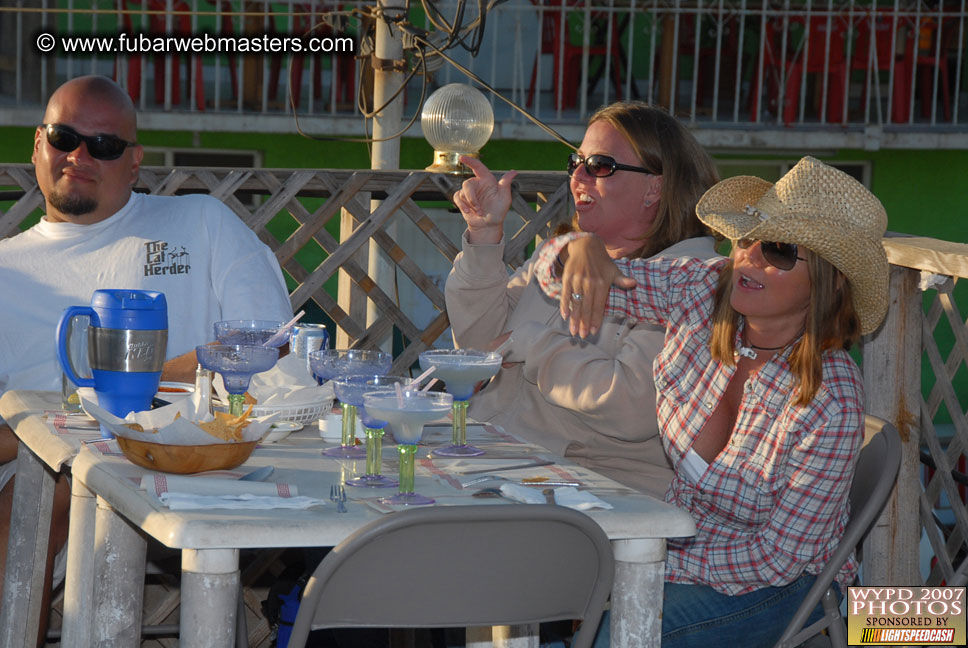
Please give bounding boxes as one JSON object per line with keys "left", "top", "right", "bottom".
{"left": 215, "top": 400, "right": 331, "bottom": 425}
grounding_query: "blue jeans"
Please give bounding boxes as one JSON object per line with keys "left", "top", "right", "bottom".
{"left": 593, "top": 575, "right": 835, "bottom": 648}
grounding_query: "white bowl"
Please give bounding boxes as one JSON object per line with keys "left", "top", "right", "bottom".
{"left": 262, "top": 420, "right": 302, "bottom": 444}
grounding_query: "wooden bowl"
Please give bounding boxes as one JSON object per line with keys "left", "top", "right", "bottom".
{"left": 116, "top": 437, "right": 258, "bottom": 474}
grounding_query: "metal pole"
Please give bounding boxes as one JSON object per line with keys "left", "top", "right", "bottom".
{"left": 368, "top": 0, "right": 407, "bottom": 349}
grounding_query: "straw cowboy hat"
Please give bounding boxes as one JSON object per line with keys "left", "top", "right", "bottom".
{"left": 696, "top": 156, "right": 889, "bottom": 335}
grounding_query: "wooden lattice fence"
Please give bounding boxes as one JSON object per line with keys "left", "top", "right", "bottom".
{"left": 0, "top": 165, "right": 573, "bottom": 374}
{"left": 872, "top": 237, "right": 968, "bottom": 588}
{"left": 921, "top": 271, "right": 968, "bottom": 585}
{"left": 4, "top": 164, "right": 968, "bottom": 591}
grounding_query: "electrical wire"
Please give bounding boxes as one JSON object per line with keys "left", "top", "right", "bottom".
{"left": 411, "top": 30, "right": 577, "bottom": 150}
{"left": 418, "top": 0, "right": 504, "bottom": 57}
{"left": 288, "top": 14, "right": 429, "bottom": 146}
{"left": 288, "top": 0, "right": 575, "bottom": 152}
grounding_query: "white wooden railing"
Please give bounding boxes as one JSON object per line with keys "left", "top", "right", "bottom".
{"left": 2, "top": 1, "right": 966, "bottom": 141}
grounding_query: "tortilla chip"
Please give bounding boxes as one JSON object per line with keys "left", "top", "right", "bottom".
{"left": 197, "top": 405, "right": 253, "bottom": 442}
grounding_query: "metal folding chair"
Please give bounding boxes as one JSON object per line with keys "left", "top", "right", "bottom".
{"left": 288, "top": 504, "right": 615, "bottom": 648}
{"left": 774, "top": 415, "right": 902, "bottom": 648}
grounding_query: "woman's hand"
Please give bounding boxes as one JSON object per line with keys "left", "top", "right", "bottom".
{"left": 560, "top": 235, "right": 636, "bottom": 338}
{"left": 451, "top": 155, "right": 518, "bottom": 245}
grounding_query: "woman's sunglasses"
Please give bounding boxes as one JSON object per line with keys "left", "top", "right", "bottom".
{"left": 567, "top": 153, "right": 653, "bottom": 178}
{"left": 736, "top": 238, "right": 806, "bottom": 271}
{"left": 41, "top": 123, "right": 137, "bottom": 161}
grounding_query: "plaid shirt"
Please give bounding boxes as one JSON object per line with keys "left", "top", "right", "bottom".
{"left": 536, "top": 233, "right": 863, "bottom": 595}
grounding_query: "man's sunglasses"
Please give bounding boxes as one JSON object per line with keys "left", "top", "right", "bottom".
{"left": 567, "top": 153, "right": 653, "bottom": 178}
{"left": 41, "top": 123, "right": 137, "bottom": 161}
{"left": 736, "top": 238, "right": 806, "bottom": 271}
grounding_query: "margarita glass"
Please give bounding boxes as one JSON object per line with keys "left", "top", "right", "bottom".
{"left": 334, "top": 374, "right": 410, "bottom": 488}
{"left": 309, "top": 349, "right": 392, "bottom": 458}
{"left": 418, "top": 349, "right": 502, "bottom": 457}
{"left": 214, "top": 319, "right": 287, "bottom": 347}
{"left": 364, "top": 389, "right": 453, "bottom": 506}
{"left": 195, "top": 344, "right": 279, "bottom": 416}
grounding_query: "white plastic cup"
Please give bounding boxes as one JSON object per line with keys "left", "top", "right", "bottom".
{"left": 318, "top": 410, "right": 363, "bottom": 442}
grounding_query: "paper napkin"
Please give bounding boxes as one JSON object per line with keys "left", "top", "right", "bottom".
{"left": 213, "top": 352, "right": 333, "bottom": 406}
{"left": 157, "top": 493, "right": 326, "bottom": 510}
{"left": 498, "top": 482, "right": 546, "bottom": 504}
{"left": 140, "top": 474, "right": 298, "bottom": 498}
{"left": 553, "top": 486, "right": 614, "bottom": 511}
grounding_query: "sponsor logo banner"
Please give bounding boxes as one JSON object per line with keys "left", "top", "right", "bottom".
{"left": 848, "top": 586, "right": 966, "bottom": 645}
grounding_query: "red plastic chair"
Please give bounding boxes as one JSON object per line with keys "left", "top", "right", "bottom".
{"left": 116, "top": 0, "right": 205, "bottom": 110}
{"left": 112, "top": 1, "right": 142, "bottom": 98}
{"left": 216, "top": 0, "right": 240, "bottom": 100}
{"left": 750, "top": 13, "right": 849, "bottom": 124}
{"left": 268, "top": 4, "right": 356, "bottom": 110}
{"left": 850, "top": 10, "right": 915, "bottom": 123}
{"left": 913, "top": 15, "right": 956, "bottom": 122}
{"left": 672, "top": 11, "right": 741, "bottom": 110}
{"left": 782, "top": 15, "right": 850, "bottom": 123}
{"left": 526, "top": 0, "right": 625, "bottom": 111}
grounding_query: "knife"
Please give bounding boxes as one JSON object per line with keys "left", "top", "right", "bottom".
{"left": 460, "top": 460, "right": 555, "bottom": 475}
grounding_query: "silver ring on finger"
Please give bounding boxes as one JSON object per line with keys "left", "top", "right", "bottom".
{"left": 571, "top": 292, "right": 583, "bottom": 301}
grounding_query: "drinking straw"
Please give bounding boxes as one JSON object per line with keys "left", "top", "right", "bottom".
{"left": 262, "top": 310, "right": 305, "bottom": 348}
{"left": 492, "top": 336, "right": 514, "bottom": 355}
{"left": 394, "top": 382, "right": 404, "bottom": 407}
{"left": 420, "top": 378, "right": 439, "bottom": 392}
{"left": 408, "top": 365, "right": 436, "bottom": 389}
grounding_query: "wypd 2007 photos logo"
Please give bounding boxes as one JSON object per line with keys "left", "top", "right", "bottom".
{"left": 848, "top": 586, "right": 966, "bottom": 645}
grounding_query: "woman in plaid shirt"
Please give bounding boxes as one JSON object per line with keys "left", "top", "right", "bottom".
{"left": 533, "top": 157, "right": 889, "bottom": 647}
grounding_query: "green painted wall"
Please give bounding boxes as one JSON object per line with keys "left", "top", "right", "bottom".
{"left": 865, "top": 149, "right": 968, "bottom": 243}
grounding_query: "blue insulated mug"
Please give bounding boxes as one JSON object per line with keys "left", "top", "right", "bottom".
{"left": 56, "top": 290, "right": 168, "bottom": 434}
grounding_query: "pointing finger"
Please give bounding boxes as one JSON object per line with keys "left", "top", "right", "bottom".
{"left": 459, "top": 155, "right": 495, "bottom": 182}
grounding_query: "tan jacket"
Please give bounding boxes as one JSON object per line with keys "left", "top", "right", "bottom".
{"left": 445, "top": 232, "right": 720, "bottom": 498}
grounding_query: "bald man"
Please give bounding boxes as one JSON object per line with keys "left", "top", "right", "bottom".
{"left": 0, "top": 75, "right": 292, "bottom": 644}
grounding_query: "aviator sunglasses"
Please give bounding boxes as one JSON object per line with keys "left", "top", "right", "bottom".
{"left": 567, "top": 152, "right": 653, "bottom": 178}
{"left": 735, "top": 238, "right": 806, "bottom": 271}
{"left": 41, "top": 123, "right": 137, "bottom": 161}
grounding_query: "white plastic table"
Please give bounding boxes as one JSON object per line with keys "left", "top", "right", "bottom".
{"left": 0, "top": 390, "right": 102, "bottom": 648}
{"left": 4, "top": 390, "right": 696, "bottom": 647}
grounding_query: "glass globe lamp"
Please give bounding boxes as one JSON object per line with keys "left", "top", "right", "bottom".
{"left": 421, "top": 83, "right": 494, "bottom": 174}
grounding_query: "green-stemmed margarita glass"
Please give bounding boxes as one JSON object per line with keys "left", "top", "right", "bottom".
{"left": 195, "top": 344, "right": 279, "bottom": 416}
{"left": 334, "top": 374, "right": 410, "bottom": 488}
{"left": 364, "top": 389, "right": 453, "bottom": 506}
{"left": 309, "top": 349, "right": 392, "bottom": 459}
{"left": 418, "top": 349, "right": 502, "bottom": 457}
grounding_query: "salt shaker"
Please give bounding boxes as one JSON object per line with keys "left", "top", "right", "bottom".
{"left": 191, "top": 363, "right": 213, "bottom": 417}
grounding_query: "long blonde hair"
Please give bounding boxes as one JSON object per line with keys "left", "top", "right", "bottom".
{"left": 560, "top": 101, "right": 720, "bottom": 258}
{"left": 709, "top": 254, "right": 862, "bottom": 406}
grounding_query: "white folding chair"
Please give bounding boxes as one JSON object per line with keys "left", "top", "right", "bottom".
{"left": 774, "top": 415, "right": 902, "bottom": 648}
{"left": 288, "top": 504, "right": 615, "bottom": 648}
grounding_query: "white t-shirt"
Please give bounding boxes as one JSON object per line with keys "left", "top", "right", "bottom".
{"left": 0, "top": 192, "right": 293, "bottom": 395}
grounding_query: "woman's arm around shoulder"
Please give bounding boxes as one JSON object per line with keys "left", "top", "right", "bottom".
{"left": 534, "top": 233, "right": 723, "bottom": 337}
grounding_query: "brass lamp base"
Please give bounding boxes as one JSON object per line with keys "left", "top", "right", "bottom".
{"left": 425, "top": 150, "right": 480, "bottom": 175}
